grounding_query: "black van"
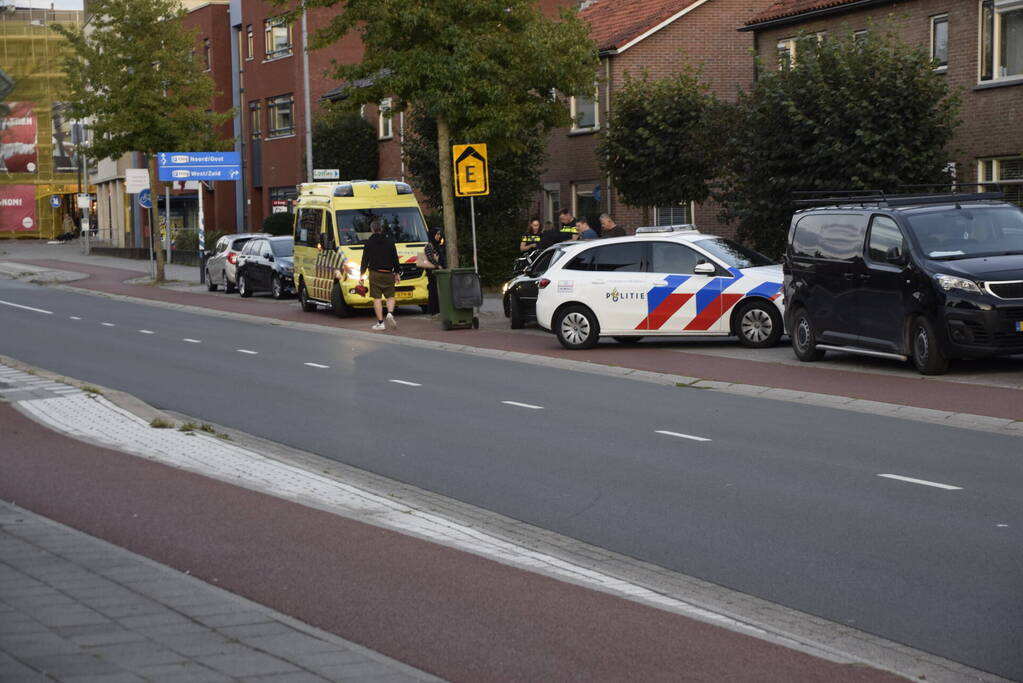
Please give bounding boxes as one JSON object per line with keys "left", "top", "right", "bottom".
{"left": 783, "top": 192, "right": 1023, "bottom": 374}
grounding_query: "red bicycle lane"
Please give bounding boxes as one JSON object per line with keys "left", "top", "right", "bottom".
{"left": 19, "top": 257, "right": 1023, "bottom": 422}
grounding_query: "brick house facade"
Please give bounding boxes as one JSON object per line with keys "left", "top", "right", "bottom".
{"left": 742, "top": 0, "right": 1023, "bottom": 206}
{"left": 536, "top": 0, "right": 773, "bottom": 238}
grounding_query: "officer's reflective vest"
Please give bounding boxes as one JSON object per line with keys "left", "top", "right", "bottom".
{"left": 521, "top": 234, "right": 541, "bottom": 245}
{"left": 560, "top": 222, "right": 578, "bottom": 234}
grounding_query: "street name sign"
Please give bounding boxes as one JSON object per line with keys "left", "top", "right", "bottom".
{"left": 157, "top": 152, "right": 241, "bottom": 182}
{"left": 125, "top": 168, "right": 150, "bottom": 194}
{"left": 313, "top": 168, "right": 340, "bottom": 181}
{"left": 453, "top": 144, "right": 489, "bottom": 197}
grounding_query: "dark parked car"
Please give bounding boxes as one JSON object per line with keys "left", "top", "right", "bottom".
{"left": 206, "top": 232, "right": 269, "bottom": 293}
{"left": 784, "top": 191, "right": 1023, "bottom": 375}
{"left": 236, "top": 236, "right": 294, "bottom": 299}
{"left": 502, "top": 244, "right": 569, "bottom": 329}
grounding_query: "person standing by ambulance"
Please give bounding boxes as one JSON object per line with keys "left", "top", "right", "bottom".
{"left": 359, "top": 220, "right": 401, "bottom": 330}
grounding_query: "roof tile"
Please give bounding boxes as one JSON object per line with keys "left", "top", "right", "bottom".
{"left": 747, "top": 0, "right": 861, "bottom": 26}
{"left": 579, "top": 0, "right": 703, "bottom": 52}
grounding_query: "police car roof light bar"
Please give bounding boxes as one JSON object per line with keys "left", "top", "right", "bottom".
{"left": 634, "top": 224, "right": 699, "bottom": 234}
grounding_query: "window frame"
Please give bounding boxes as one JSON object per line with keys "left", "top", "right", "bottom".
{"left": 246, "top": 24, "right": 254, "bottom": 61}
{"left": 654, "top": 204, "right": 693, "bottom": 226}
{"left": 570, "top": 84, "right": 599, "bottom": 132}
{"left": 979, "top": 155, "right": 1023, "bottom": 206}
{"left": 378, "top": 98, "right": 393, "bottom": 140}
{"left": 649, "top": 241, "right": 702, "bottom": 275}
{"left": 865, "top": 214, "right": 907, "bottom": 266}
{"left": 979, "top": 0, "right": 1023, "bottom": 82}
{"left": 266, "top": 94, "right": 295, "bottom": 138}
{"left": 931, "top": 14, "right": 949, "bottom": 71}
{"left": 248, "top": 100, "right": 261, "bottom": 139}
{"left": 202, "top": 38, "right": 211, "bottom": 71}
{"left": 263, "top": 16, "right": 293, "bottom": 61}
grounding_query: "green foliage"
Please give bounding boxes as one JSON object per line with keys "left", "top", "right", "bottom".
{"left": 173, "top": 229, "right": 225, "bottom": 252}
{"left": 404, "top": 111, "right": 544, "bottom": 285}
{"left": 598, "top": 69, "right": 723, "bottom": 211}
{"left": 718, "top": 30, "right": 960, "bottom": 257}
{"left": 312, "top": 107, "right": 378, "bottom": 180}
{"left": 262, "top": 212, "right": 295, "bottom": 236}
{"left": 52, "top": 0, "right": 232, "bottom": 161}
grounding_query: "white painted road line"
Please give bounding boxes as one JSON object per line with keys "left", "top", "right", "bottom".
{"left": 183, "top": 338, "right": 201, "bottom": 344}
{"left": 304, "top": 362, "right": 329, "bottom": 369}
{"left": 69, "top": 316, "right": 81, "bottom": 320}
{"left": 877, "top": 474, "right": 962, "bottom": 491}
{"left": 237, "top": 349, "right": 258, "bottom": 355}
{"left": 101, "top": 322, "right": 115, "bottom": 327}
{"left": 0, "top": 300, "right": 53, "bottom": 315}
{"left": 656, "top": 430, "right": 712, "bottom": 443}
{"left": 389, "top": 379, "right": 421, "bottom": 387}
{"left": 502, "top": 401, "right": 544, "bottom": 410}
{"left": 139, "top": 330, "right": 155, "bottom": 335}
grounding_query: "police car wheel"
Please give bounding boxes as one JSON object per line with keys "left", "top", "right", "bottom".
{"left": 911, "top": 317, "right": 949, "bottom": 375}
{"left": 555, "top": 306, "right": 599, "bottom": 350}
{"left": 791, "top": 309, "right": 825, "bottom": 362}
{"left": 206, "top": 270, "right": 217, "bottom": 292}
{"left": 735, "top": 300, "right": 783, "bottom": 349}
{"left": 509, "top": 295, "right": 525, "bottom": 329}
{"left": 612, "top": 336, "right": 642, "bottom": 344}
{"left": 331, "top": 282, "right": 354, "bottom": 318}
{"left": 237, "top": 273, "right": 252, "bottom": 298}
{"left": 299, "top": 284, "right": 317, "bottom": 312}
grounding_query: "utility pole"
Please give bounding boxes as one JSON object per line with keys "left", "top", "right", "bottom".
{"left": 301, "top": 3, "right": 313, "bottom": 182}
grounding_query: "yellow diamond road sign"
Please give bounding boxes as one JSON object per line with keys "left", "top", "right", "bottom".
{"left": 453, "top": 143, "right": 489, "bottom": 197}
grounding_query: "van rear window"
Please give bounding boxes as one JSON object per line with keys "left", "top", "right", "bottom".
{"left": 791, "top": 214, "right": 867, "bottom": 261}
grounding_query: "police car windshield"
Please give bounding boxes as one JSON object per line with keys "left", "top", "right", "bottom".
{"left": 335, "top": 208, "right": 429, "bottom": 245}
{"left": 906, "top": 206, "right": 1023, "bottom": 260}
{"left": 694, "top": 238, "right": 775, "bottom": 269}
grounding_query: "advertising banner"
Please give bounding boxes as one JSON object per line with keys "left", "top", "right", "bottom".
{"left": 0, "top": 102, "right": 39, "bottom": 174}
{"left": 51, "top": 102, "right": 78, "bottom": 174}
{"left": 0, "top": 185, "right": 38, "bottom": 232}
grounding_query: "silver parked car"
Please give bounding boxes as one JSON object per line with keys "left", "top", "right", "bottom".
{"left": 205, "top": 233, "right": 269, "bottom": 293}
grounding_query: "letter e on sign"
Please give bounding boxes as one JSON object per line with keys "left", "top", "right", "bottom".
{"left": 453, "top": 144, "right": 489, "bottom": 197}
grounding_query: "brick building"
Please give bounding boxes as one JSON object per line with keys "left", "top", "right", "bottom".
{"left": 741, "top": 0, "right": 1023, "bottom": 206}
{"left": 536, "top": 0, "right": 773, "bottom": 237}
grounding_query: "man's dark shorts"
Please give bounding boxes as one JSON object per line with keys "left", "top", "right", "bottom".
{"left": 368, "top": 270, "right": 396, "bottom": 299}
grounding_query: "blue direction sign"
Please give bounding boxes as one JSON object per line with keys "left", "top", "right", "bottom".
{"left": 137, "top": 188, "right": 152, "bottom": 209}
{"left": 157, "top": 151, "right": 241, "bottom": 182}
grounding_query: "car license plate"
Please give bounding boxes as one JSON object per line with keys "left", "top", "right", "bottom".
{"left": 396, "top": 291, "right": 413, "bottom": 299}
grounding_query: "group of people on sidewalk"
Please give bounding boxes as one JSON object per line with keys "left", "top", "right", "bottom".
{"left": 520, "top": 209, "right": 626, "bottom": 255}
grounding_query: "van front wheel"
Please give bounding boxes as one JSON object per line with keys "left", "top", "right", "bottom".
{"left": 911, "top": 317, "right": 949, "bottom": 375}
{"left": 791, "top": 309, "right": 825, "bottom": 362}
{"left": 298, "top": 284, "right": 317, "bottom": 312}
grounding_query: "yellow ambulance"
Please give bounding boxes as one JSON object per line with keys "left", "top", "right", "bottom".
{"left": 291, "top": 181, "right": 431, "bottom": 316}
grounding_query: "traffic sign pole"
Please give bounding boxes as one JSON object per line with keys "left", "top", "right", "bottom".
{"left": 470, "top": 196, "right": 478, "bottom": 274}
{"left": 198, "top": 183, "right": 206, "bottom": 285}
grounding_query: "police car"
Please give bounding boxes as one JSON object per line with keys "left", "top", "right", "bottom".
{"left": 534, "top": 225, "right": 785, "bottom": 350}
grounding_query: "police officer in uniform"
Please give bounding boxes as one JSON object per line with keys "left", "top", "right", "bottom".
{"left": 558, "top": 208, "right": 578, "bottom": 239}
{"left": 520, "top": 217, "right": 542, "bottom": 254}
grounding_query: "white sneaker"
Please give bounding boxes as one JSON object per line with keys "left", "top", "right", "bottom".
{"left": 385, "top": 312, "right": 397, "bottom": 330}
{"left": 371, "top": 321, "right": 385, "bottom": 331}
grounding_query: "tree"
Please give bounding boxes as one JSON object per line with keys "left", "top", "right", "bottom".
{"left": 302, "top": 0, "right": 598, "bottom": 267}
{"left": 311, "top": 107, "right": 378, "bottom": 181}
{"left": 404, "top": 110, "right": 547, "bottom": 285}
{"left": 53, "top": 0, "right": 231, "bottom": 281}
{"left": 598, "top": 69, "right": 724, "bottom": 226}
{"left": 718, "top": 29, "right": 960, "bottom": 257}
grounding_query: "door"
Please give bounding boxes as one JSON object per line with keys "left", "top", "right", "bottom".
{"left": 642, "top": 241, "right": 721, "bottom": 333}
{"left": 562, "top": 242, "right": 649, "bottom": 333}
{"left": 796, "top": 214, "right": 867, "bottom": 345}
{"left": 859, "top": 215, "right": 910, "bottom": 352}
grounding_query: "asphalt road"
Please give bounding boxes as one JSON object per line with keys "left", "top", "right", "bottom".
{"left": 2, "top": 278, "right": 1022, "bottom": 680}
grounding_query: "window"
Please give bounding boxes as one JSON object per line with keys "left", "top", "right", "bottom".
{"left": 574, "top": 183, "right": 599, "bottom": 230}
{"left": 544, "top": 188, "right": 560, "bottom": 223}
{"left": 791, "top": 214, "right": 868, "bottom": 261}
{"left": 378, "top": 98, "right": 393, "bottom": 139}
{"left": 980, "top": 156, "right": 1023, "bottom": 206}
{"left": 777, "top": 38, "right": 797, "bottom": 68}
{"left": 853, "top": 29, "right": 869, "bottom": 43}
{"left": 246, "top": 25, "right": 253, "bottom": 60}
{"left": 650, "top": 242, "right": 699, "bottom": 274}
{"left": 269, "top": 185, "right": 297, "bottom": 213}
{"left": 203, "top": 39, "right": 211, "bottom": 71}
{"left": 248, "top": 101, "right": 260, "bottom": 138}
{"left": 566, "top": 243, "right": 645, "bottom": 272}
{"left": 654, "top": 204, "right": 691, "bottom": 226}
{"left": 295, "top": 208, "right": 322, "bottom": 247}
{"left": 264, "top": 16, "right": 292, "bottom": 59}
{"left": 570, "top": 85, "right": 598, "bottom": 131}
{"left": 931, "top": 15, "right": 948, "bottom": 70}
{"left": 981, "top": 0, "right": 1023, "bottom": 81}
{"left": 266, "top": 95, "right": 294, "bottom": 137}
{"left": 867, "top": 216, "right": 906, "bottom": 263}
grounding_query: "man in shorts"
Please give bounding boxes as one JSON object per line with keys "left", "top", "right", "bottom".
{"left": 359, "top": 220, "right": 401, "bottom": 330}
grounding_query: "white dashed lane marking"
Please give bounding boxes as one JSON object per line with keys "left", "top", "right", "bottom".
{"left": 237, "top": 349, "right": 258, "bottom": 355}
{"left": 304, "top": 362, "right": 329, "bottom": 369}
{"left": 101, "top": 322, "right": 115, "bottom": 327}
{"left": 70, "top": 316, "right": 81, "bottom": 320}
{"left": 877, "top": 474, "right": 962, "bottom": 490}
{"left": 501, "top": 401, "right": 544, "bottom": 410}
{"left": 139, "top": 330, "right": 155, "bottom": 335}
{"left": 0, "top": 300, "right": 53, "bottom": 315}
{"left": 656, "top": 429, "right": 712, "bottom": 443}
{"left": 183, "top": 338, "right": 201, "bottom": 344}
{"left": 389, "top": 379, "right": 421, "bottom": 387}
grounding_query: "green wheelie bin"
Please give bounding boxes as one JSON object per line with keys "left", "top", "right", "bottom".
{"left": 435, "top": 268, "right": 482, "bottom": 330}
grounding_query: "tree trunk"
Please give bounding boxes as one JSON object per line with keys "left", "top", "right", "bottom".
{"left": 436, "top": 116, "right": 459, "bottom": 269}
{"left": 641, "top": 205, "right": 650, "bottom": 228}
{"left": 146, "top": 154, "right": 165, "bottom": 283}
